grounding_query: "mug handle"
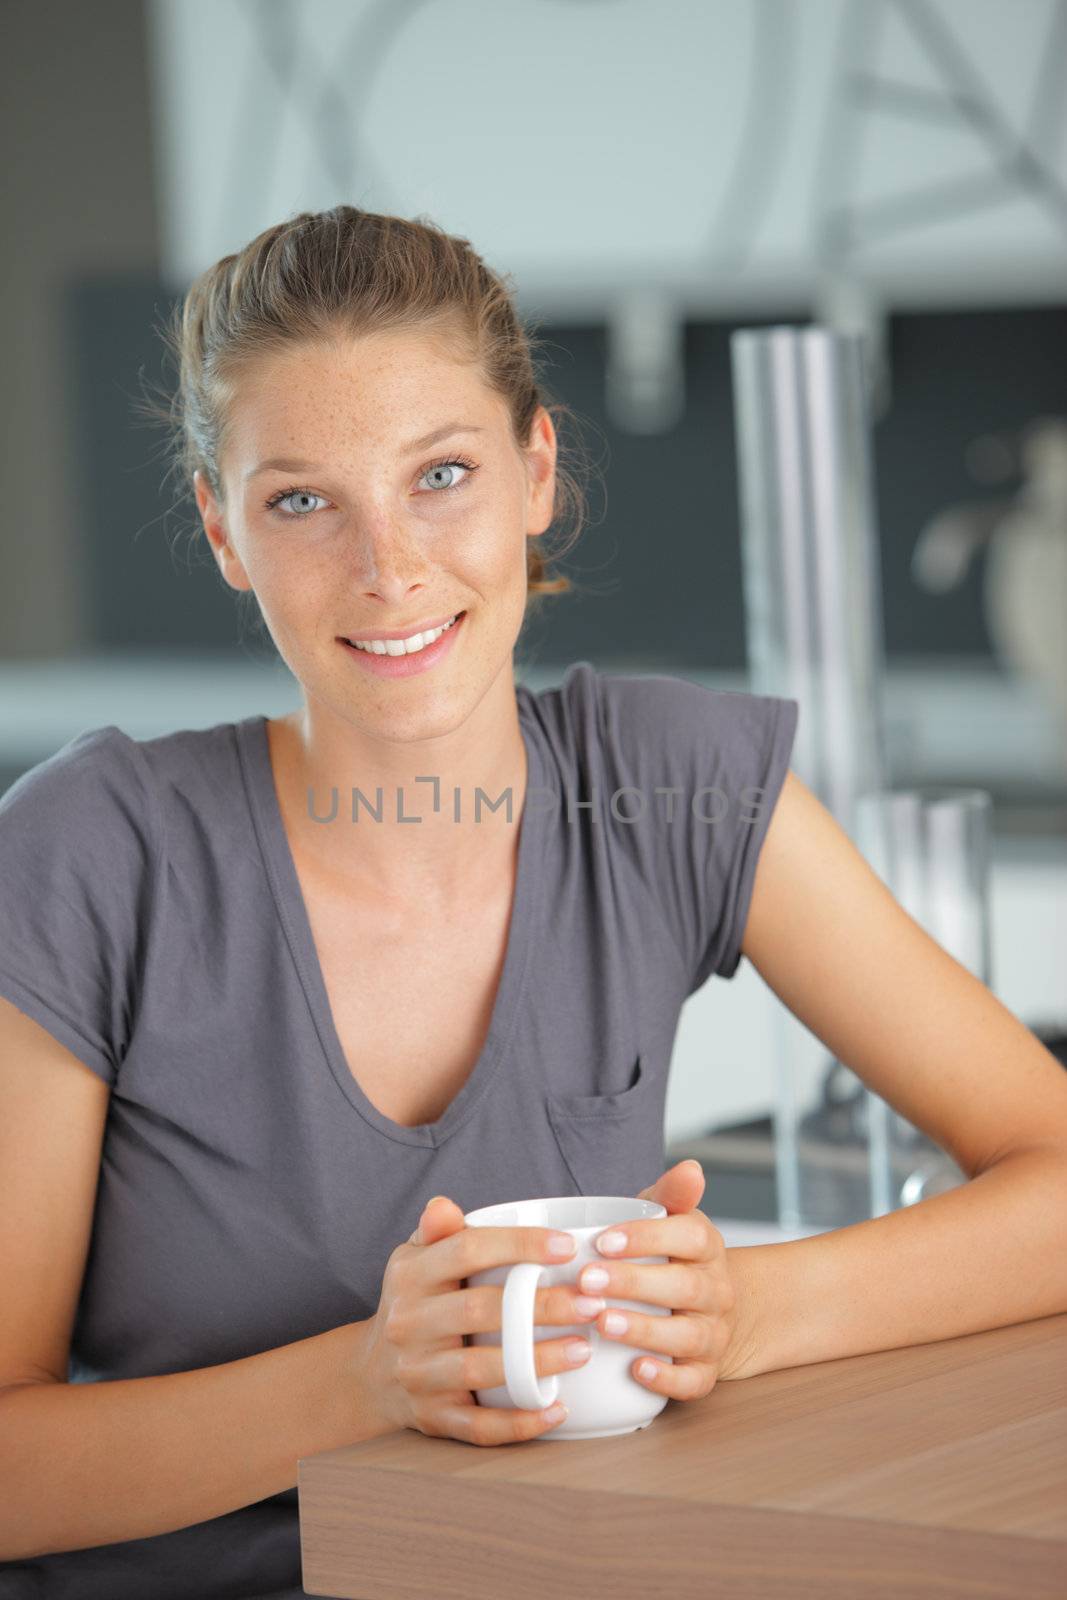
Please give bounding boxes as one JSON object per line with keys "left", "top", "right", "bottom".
{"left": 501, "top": 1262, "right": 560, "bottom": 1411}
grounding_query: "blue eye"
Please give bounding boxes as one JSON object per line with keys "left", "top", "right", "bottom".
{"left": 419, "top": 456, "right": 478, "bottom": 492}
{"left": 263, "top": 487, "right": 328, "bottom": 517}
{"left": 263, "top": 455, "right": 479, "bottom": 518}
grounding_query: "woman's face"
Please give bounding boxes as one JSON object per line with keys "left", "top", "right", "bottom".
{"left": 195, "top": 327, "right": 557, "bottom": 743}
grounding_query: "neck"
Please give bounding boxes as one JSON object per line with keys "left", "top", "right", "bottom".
{"left": 266, "top": 671, "right": 529, "bottom": 903}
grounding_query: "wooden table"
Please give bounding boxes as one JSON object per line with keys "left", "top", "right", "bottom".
{"left": 298, "top": 1311, "right": 1066, "bottom": 1599}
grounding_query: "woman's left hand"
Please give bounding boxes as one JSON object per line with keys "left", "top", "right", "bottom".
{"left": 576, "top": 1159, "right": 758, "bottom": 1397}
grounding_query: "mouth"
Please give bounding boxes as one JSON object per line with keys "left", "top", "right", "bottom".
{"left": 337, "top": 610, "right": 467, "bottom": 677}
{"left": 341, "top": 611, "right": 463, "bottom": 655}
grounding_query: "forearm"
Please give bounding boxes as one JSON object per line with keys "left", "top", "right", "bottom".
{"left": 724, "top": 1146, "right": 1067, "bottom": 1380}
{"left": 0, "top": 1317, "right": 396, "bottom": 1561}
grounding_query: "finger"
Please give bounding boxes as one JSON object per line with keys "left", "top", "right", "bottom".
{"left": 421, "top": 1223, "right": 578, "bottom": 1286}
{"left": 596, "top": 1304, "right": 722, "bottom": 1362}
{"left": 629, "top": 1353, "right": 717, "bottom": 1401}
{"left": 411, "top": 1195, "right": 466, "bottom": 1247}
{"left": 589, "top": 1210, "right": 720, "bottom": 1265}
{"left": 577, "top": 1256, "right": 722, "bottom": 1314}
{"left": 402, "top": 1331, "right": 593, "bottom": 1396}
{"left": 390, "top": 1281, "right": 606, "bottom": 1345}
{"left": 433, "top": 1395, "right": 570, "bottom": 1447}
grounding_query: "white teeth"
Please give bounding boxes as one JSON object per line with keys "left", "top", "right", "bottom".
{"left": 350, "top": 614, "right": 458, "bottom": 655}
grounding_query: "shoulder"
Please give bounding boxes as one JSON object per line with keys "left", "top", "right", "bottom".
{"left": 1, "top": 716, "right": 255, "bottom": 847}
{"left": 519, "top": 660, "right": 798, "bottom": 787}
{"left": 1, "top": 724, "right": 160, "bottom": 850}
{"left": 519, "top": 663, "right": 801, "bottom": 989}
{"left": 594, "top": 667, "right": 797, "bottom": 760}
{"left": 0, "top": 727, "right": 166, "bottom": 1083}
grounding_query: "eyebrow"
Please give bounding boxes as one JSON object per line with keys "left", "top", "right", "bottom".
{"left": 243, "top": 422, "right": 486, "bottom": 482}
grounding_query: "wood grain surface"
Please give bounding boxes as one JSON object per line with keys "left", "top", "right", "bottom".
{"left": 298, "top": 1310, "right": 1067, "bottom": 1599}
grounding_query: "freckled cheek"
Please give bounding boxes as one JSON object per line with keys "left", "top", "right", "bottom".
{"left": 241, "top": 553, "right": 326, "bottom": 635}
{"left": 243, "top": 522, "right": 346, "bottom": 590}
{"left": 454, "top": 503, "right": 528, "bottom": 574}
{"left": 458, "top": 527, "right": 515, "bottom": 580}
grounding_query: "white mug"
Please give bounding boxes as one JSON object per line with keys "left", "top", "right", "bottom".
{"left": 463, "top": 1195, "right": 671, "bottom": 1440}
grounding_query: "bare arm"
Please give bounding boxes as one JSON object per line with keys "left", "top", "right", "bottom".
{"left": 722, "top": 772, "right": 1067, "bottom": 1379}
{"left": 0, "top": 1320, "right": 390, "bottom": 1560}
{"left": 0, "top": 998, "right": 396, "bottom": 1562}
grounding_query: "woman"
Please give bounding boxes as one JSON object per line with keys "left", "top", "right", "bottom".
{"left": 1, "top": 206, "right": 1065, "bottom": 1599}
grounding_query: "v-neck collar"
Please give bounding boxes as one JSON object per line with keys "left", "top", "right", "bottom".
{"left": 235, "top": 698, "right": 548, "bottom": 1148}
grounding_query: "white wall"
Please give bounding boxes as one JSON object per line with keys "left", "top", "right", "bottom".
{"left": 146, "top": 0, "right": 1067, "bottom": 313}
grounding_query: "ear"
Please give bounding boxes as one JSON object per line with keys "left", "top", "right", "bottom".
{"left": 194, "top": 468, "right": 254, "bottom": 593}
{"left": 523, "top": 406, "right": 557, "bottom": 539}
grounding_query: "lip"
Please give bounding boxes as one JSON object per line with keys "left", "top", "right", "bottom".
{"left": 337, "top": 609, "right": 466, "bottom": 678}
{"left": 343, "top": 611, "right": 460, "bottom": 644}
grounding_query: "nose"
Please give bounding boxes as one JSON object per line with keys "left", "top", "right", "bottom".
{"left": 350, "top": 518, "right": 429, "bottom": 612}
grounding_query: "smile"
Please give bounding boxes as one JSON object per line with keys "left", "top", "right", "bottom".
{"left": 337, "top": 610, "right": 467, "bottom": 678}
{"left": 346, "top": 614, "right": 460, "bottom": 656}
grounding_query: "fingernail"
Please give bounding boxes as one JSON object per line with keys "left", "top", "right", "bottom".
{"left": 565, "top": 1339, "right": 592, "bottom": 1364}
{"left": 638, "top": 1359, "right": 658, "bottom": 1381}
{"left": 574, "top": 1294, "right": 606, "bottom": 1318}
{"left": 596, "top": 1230, "right": 627, "bottom": 1255}
{"left": 581, "top": 1264, "right": 610, "bottom": 1292}
{"left": 604, "top": 1311, "right": 628, "bottom": 1336}
{"left": 547, "top": 1232, "right": 577, "bottom": 1257}
{"left": 544, "top": 1401, "right": 568, "bottom": 1423}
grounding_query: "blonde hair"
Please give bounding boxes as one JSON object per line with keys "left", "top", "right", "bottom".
{"left": 140, "top": 205, "right": 599, "bottom": 616}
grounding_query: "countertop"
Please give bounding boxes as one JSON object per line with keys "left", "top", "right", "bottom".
{"left": 298, "top": 1310, "right": 1067, "bottom": 1599}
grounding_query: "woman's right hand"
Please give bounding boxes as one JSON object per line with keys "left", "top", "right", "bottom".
{"left": 360, "top": 1195, "right": 603, "bottom": 1446}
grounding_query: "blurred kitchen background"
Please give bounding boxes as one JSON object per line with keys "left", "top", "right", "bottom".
{"left": 3, "top": 0, "right": 1065, "bottom": 1239}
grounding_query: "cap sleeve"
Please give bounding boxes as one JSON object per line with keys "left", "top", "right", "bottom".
{"left": 0, "top": 726, "right": 161, "bottom": 1086}
{"left": 594, "top": 671, "right": 799, "bottom": 992}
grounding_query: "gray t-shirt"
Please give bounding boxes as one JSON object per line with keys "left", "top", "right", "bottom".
{"left": 0, "top": 661, "right": 797, "bottom": 1599}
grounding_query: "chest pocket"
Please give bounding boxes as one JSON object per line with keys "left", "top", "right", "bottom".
{"left": 545, "top": 1054, "right": 667, "bottom": 1199}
